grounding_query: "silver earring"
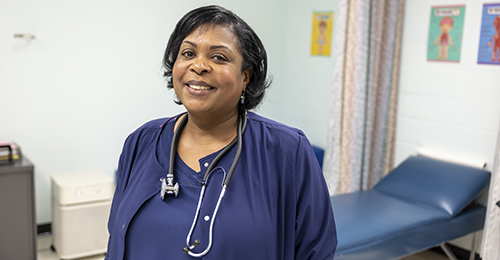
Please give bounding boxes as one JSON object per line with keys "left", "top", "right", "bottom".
{"left": 240, "top": 92, "right": 245, "bottom": 104}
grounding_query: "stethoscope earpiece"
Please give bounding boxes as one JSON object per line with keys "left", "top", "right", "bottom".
{"left": 182, "top": 239, "right": 201, "bottom": 254}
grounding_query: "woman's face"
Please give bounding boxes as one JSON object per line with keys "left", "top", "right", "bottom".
{"left": 172, "top": 25, "right": 250, "bottom": 118}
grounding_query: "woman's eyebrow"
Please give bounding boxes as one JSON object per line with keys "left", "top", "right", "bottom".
{"left": 182, "top": 41, "right": 197, "bottom": 47}
{"left": 182, "top": 41, "right": 233, "bottom": 53}
{"left": 210, "top": 45, "right": 232, "bottom": 52}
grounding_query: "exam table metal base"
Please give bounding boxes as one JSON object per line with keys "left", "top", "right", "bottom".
{"left": 439, "top": 231, "right": 478, "bottom": 260}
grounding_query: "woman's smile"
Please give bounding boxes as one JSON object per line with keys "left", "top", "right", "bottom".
{"left": 188, "top": 85, "right": 211, "bottom": 90}
{"left": 185, "top": 80, "right": 214, "bottom": 96}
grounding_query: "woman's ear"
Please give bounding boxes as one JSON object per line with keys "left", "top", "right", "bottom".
{"left": 243, "top": 70, "right": 251, "bottom": 89}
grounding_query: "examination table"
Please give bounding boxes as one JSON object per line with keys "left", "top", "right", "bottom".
{"left": 330, "top": 155, "right": 491, "bottom": 260}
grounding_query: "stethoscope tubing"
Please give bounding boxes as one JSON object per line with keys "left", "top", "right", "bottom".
{"left": 224, "top": 112, "right": 244, "bottom": 186}
{"left": 171, "top": 112, "right": 247, "bottom": 186}
{"left": 185, "top": 184, "right": 227, "bottom": 257}
{"left": 167, "top": 111, "right": 247, "bottom": 257}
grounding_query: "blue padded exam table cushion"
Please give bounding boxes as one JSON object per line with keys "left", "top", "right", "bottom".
{"left": 331, "top": 156, "right": 490, "bottom": 260}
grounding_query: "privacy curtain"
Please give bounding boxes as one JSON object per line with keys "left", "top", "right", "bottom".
{"left": 481, "top": 119, "right": 500, "bottom": 260}
{"left": 323, "top": 0, "right": 405, "bottom": 195}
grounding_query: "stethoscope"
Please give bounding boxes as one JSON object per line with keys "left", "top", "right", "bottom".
{"left": 160, "top": 111, "right": 248, "bottom": 257}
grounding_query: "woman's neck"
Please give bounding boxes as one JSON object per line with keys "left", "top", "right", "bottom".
{"left": 174, "top": 110, "right": 239, "bottom": 172}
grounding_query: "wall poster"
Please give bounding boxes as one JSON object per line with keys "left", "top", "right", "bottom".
{"left": 427, "top": 5, "right": 466, "bottom": 62}
{"left": 477, "top": 3, "right": 500, "bottom": 65}
{"left": 311, "top": 11, "right": 334, "bottom": 56}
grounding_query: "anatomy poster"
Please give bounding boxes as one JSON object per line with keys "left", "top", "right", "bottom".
{"left": 427, "top": 5, "right": 466, "bottom": 62}
{"left": 477, "top": 3, "right": 500, "bottom": 65}
{"left": 311, "top": 11, "right": 334, "bottom": 56}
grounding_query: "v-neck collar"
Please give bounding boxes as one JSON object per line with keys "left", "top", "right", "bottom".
{"left": 155, "top": 114, "right": 235, "bottom": 187}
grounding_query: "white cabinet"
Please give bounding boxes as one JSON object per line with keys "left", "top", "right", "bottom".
{"left": 51, "top": 172, "right": 113, "bottom": 259}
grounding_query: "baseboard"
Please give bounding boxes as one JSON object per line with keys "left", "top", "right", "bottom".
{"left": 431, "top": 243, "right": 481, "bottom": 260}
{"left": 37, "top": 223, "right": 51, "bottom": 235}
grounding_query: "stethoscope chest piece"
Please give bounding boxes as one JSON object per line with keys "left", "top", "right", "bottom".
{"left": 160, "top": 173, "right": 179, "bottom": 199}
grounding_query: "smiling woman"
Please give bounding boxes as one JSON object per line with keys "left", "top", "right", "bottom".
{"left": 163, "top": 5, "right": 270, "bottom": 114}
{"left": 104, "top": 5, "right": 337, "bottom": 260}
{"left": 172, "top": 25, "right": 250, "bottom": 123}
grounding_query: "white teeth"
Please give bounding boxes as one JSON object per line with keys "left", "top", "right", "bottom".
{"left": 189, "top": 85, "right": 211, "bottom": 90}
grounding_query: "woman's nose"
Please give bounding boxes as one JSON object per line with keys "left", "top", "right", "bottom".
{"left": 190, "top": 57, "right": 212, "bottom": 74}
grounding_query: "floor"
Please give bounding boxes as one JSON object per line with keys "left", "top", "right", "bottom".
{"left": 36, "top": 234, "right": 449, "bottom": 260}
{"left": 400, "top": 250, "right": 450, "bottom": 260}
{"left": 37, "top": 234, "right": 105, "bottom": 260}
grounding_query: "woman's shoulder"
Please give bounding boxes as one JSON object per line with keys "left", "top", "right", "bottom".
{"left": 248, "top": 112, "right": 304, "bottom": 134}
{"left": 130, "top": 115, "right": 179, "bottom": 135}
{"left": 247, "top": 112, "right": 307, "bottom": 143}
{"left": 124, "top": 115, "right": 179, "bottom": 145}
{"left": 137, "top": 117, "right": 171, "bottom": 130}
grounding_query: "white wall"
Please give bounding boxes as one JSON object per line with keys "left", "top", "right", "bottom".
{"left": 6, "top": 0, "right": 496, "bottom": 241}
{"left": 0, "top": 0, "right": 340, "bottom": 225}
{"left": 395, "top": 0, "right": 500, "bottom": 169}
{"left": 270, "top": 0, "right": 340, "bottom": 148}
{"left": 0, "top": 0, "right": 289, "bottom": 224}
{"left": 396, "top": 0, "right": 500, "bottom": 252}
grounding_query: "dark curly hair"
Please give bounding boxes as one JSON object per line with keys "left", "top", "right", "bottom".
{"left": 162, "top": 5, "right": 271, "bottom": 112}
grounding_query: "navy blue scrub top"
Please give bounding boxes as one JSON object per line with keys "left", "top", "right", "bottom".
{"left": 105, "top": 112, "right": 337, "bottom": 260}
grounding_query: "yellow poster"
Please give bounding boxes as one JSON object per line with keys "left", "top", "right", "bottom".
{"left": 311, "top": 11, "right": 334, "bottom": 56}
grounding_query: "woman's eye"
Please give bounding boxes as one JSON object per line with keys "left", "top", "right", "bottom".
{"left": 182, "top": 51, "right": 194, "bottom": 57}
{"left": 213, "top": 55, "right": 227, "bottom": 61}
